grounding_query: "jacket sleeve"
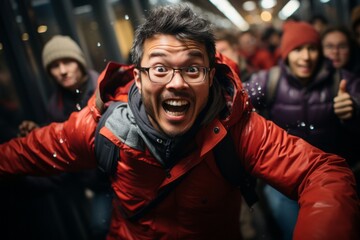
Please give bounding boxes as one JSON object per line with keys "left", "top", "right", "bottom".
{"left": 237, "top": 112, "right": 360, "bottom": 240}
{"left": 0, "top": 105, "right": 98, "bottom": 176}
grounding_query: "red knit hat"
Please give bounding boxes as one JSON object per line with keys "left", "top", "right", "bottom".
{"left": 280, "top": 21, "right": 320, "bottom": 60}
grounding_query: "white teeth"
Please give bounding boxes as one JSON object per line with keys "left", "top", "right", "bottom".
{"left": 165, "top": 110, "right": 183, "bottom": 116}
{"left": 164, "top": 100, "right": 188, "bottom": 106}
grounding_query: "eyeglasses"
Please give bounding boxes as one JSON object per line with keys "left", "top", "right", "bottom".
{"left": 323, "top": 43, "right": 349, "bottom": 51}
{"left": 138, "top": 66, "right": 210, "bottom": 84}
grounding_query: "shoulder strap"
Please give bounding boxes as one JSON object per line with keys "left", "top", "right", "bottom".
{"left": 95, "top": 101, "right": 123, "bottom": 175}
{"left": 266, "top": 66, "right": 281, "bottom": 105}
{"left": 95, "top": 106, "right": 258, "bottom": 218}
{"left": 213, "top": 132, "right": 258, "bottom": 207}
{"left": 259, "top": 66, "right": 281, "bottom": 118}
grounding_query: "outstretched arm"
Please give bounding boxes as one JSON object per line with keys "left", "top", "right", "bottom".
{"left": 237, "top": 113, "right": 360, "bottom": 240}
{"left": 0, "top": 106, "right": 98, "bottom": 176}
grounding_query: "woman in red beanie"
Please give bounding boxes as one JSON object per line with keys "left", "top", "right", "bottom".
{"left": 244, "top": 21, "right": 360, "bottom": 240}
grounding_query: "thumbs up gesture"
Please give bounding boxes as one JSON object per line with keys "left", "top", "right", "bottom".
{"left": 333, "top": 79, "right": 353, "bottom": 120}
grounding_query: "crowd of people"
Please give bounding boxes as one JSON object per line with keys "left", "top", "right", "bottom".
{"left": 1, "top": 3, "right": 360, "bottom": 240}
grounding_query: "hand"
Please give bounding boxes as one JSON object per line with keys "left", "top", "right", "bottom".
{"left": 333, "top": 79, "right": 353, "bottom": 120}
{"left": 18, "top": 120, "right": 39, "bottom": 137}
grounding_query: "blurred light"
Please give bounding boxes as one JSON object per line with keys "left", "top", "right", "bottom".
{"left": 278, "top": 0, "right": 300, "bottom": 20}
{"left": 320, "top": 0, "right": 330, "bottom": 2}
{"left": 243, "top": 1, "right": 256, "bottom": 11}
{"left": 210, "top": 0, "right": 249, "bottom": 31}
{"left": 149, "top": 0, "right": 158, "bottom": 5}
{"left": 22, "top": 33, "right": 29, "bottom": 41}
{"left": 74, "top": 5, "right": 92, "bottom": 15}
{"left": 260, "top": 11, "right": 272, "bottom": 22}
{"left": 0, "top": 42, "right": 3, "bottom": 50}
{"left": 37, "top": 25, "right": 47, "bottom": 33}
{"left": 260, "top": 0, "right": 277, "bottom": 9}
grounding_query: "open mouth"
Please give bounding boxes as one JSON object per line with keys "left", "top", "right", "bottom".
{"left": 163, "top": 99, "right": 190, "bottom": 116}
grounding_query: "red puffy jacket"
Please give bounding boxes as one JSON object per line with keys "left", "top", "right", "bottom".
{"left": 0, "top": 58, "right": 359, "bottom": 240}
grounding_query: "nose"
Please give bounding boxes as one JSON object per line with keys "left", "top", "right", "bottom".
{"left": 301, "top": 49, "right": 310, "bottom": 59}
{"left": 58, "top": 62, "right": 67, "bottom": 74}
{"left": 167, "top": 69, "right": 188, "bottom": 88}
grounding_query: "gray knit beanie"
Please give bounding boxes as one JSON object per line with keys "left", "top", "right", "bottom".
{"left": 42, "top": 35, "right": 87, "bottom": 72}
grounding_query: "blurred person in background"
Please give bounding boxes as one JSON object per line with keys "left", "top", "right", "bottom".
{"left": 214, "top": 29, "right": 252, "bottom": 82}
{"left": 351, "top": 5, "right": 360, "bottom": 47}
{"left": 309, "top": 14, "right": 329, "bottom": 34}
{"left": 244, "top": 21, "right": 360, "bottom": 240}
{"left": 322, "top": 25, "right": 360, "bottom": 75}
{"left": 237, "top": 30, "right": 276, "bottom": 72}
{"left": 260, "top": 26, "right": 282, "bottom": 65}
{"left": 321, "top": 25, "right": 360, "bottom": 194}
{"left": 14, "top": 35, "right": 112, "bottom": 240}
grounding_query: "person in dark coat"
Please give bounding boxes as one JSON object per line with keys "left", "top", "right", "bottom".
{"left": 12, "top": 35, "right": 112, "bottom": 240}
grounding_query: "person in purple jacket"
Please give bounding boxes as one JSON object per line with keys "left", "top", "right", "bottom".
{"left": 244, "top": 21, "right": 360, "bottom": 240}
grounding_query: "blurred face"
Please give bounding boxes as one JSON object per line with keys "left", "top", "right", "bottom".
{"left": 312, "top": 20, "right": 327, "bottom": 33}
{"left": 216, "top": 40, "right": 239, "bottom": 64}
{"left": 322, "top": 31, "right": 350, "bottom": 69}
{"left": 133, "top": 34, "right": 215, "bottom": 137}
{"left": 49, "top": 58, "right": 86, "bottom": 91}
{"left": 288, "top": 44, "right": 319, "bottom": 83}
{"left": 238, "top": 32, "right": 257, "bottom": 55}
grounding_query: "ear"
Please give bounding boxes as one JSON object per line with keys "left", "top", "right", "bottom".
{"left": 133, "top": 68, "right": 142, "bottom": 94}
{"left": 209, "top": 68, "right": 216, "bottom": 87}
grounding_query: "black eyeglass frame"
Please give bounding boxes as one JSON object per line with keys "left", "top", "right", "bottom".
{"left": 137, "top": 66, "right": 211, "bottom": 84}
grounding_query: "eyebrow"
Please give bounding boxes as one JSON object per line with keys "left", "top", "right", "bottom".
{"left": 148, "top": 50, "right": 205, "bottom": 60}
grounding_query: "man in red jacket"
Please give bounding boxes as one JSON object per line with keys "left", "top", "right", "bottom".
{"left": 0, "top": 4, "right": 359, "bottom": 240}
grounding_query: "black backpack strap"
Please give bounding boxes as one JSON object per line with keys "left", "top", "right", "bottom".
{"left": 95, "top": 103, "right": 258, "bottom": 216}
{"left": 213, "top": 132, "right": 258, "bottom": 207}
{"left": 95, "top": 101, "right": 123, "bottom": 175}
{"left": 94, "top": 101, "right": 188, "bottom": 220}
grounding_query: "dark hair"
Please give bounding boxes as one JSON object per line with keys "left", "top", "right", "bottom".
{"left": 130, "top": 4, "right": 216, "bottom": 68}
{"left": 309, "top": 14, "right": 328, "bottom": 25}
{"left": 214, "top": 28, "right": 237, "bottom": 45}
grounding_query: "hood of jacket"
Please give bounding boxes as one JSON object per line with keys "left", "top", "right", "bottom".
{"left": 98, "top": 53, "right": 252, "bottom": 130}
{"left": 96, "top": 54, "right": 252, "bottom": 166}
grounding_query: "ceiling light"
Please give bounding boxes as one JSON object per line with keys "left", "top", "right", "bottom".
{"left": 278, "top": 0, "right": 300, "bottom": 20}
{"left": 261, "top": 11, "right": 272, "bottom": 22}
{"left": 210, "top": 0, "right": 249, "bottom": 31}
{"left": 260, "top": 0, "right": 277, "bottom": 9}
{"left": 243, "top": 1, "right": 256, "bottom": 11}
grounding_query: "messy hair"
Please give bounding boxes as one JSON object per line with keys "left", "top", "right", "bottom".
{"left": 130, "top": 4, "right": 216, "bottom": 68}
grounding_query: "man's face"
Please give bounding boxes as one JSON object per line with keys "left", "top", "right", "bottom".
{"left": 134, "top": 34, "right": 215, "bottom": 137}
{"left": 288, "top": 44, "right": 319, "bottom": 82}
{"left": 322, "top": 31, "right": 350, "bottom": 69}
{"left": 49, "top": 58, "right": 85, "bottom": 91}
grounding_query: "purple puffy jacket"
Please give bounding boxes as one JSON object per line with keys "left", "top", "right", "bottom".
{"left": 244, "top": 60, "right": 360, "bottom": 160}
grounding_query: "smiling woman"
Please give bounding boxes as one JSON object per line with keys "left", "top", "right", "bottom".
{"left": 244, "top": 20, "right": 360, "bottom": 240}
